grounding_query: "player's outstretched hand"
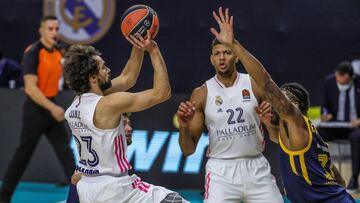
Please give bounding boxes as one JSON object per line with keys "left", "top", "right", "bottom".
{"left": 177, "top": 101, "right": 196, "bottom": 127}
{"left": 210, "top": 7, "right": 235, "bottom": 46}
{"left": 127, "top": 30, "right": 158, "bottom": 53}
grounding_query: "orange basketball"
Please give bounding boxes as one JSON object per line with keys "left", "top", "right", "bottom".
{"left": 121, "top": 5, "right": 159, "bottom": 39}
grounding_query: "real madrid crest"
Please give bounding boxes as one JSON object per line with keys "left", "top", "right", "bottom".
{"left": 43, "top": 0, "right": 116, "bottom": 44}
{"left": 215, "top": 96, "right": 223, "bottom": 106}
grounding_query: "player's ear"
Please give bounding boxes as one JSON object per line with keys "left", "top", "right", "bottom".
{"left": 89, "top": 74, "right": 97, "bottom": 83}
{"left": 235, "top": 56, "right": 239, "bottom": 63}
{"left": 210, "top": 54, "right": 215, "bottom": 66}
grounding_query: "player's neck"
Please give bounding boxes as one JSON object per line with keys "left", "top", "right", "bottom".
{"left": 216, "top": 71, "right": 238, "bottom": 88}
{"left": 89, "top": 84, "right": 105, "bottom": 96}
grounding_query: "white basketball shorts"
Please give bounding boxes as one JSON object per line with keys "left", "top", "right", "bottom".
{"left": 77, "top": 174, "right": 188, "bottom": 203}
{"left": 204, "top": 155, "right": 283, "bottom": 203}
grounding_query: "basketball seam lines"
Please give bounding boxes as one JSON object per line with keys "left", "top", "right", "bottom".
{"left": 127, "top": 8, "right": 150, "bottom": 37}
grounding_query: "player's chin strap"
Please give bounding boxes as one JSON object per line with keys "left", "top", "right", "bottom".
{"left": 160, "top": 192, "right": 188, "bottom": 203}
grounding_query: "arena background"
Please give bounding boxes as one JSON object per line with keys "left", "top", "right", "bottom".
{"left": 1, "top": 0, "right": 360, "bottom": 198}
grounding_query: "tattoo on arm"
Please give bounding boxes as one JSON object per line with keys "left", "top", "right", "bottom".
{"left": 264, "top": 80, "right": 295, "bottom": 117}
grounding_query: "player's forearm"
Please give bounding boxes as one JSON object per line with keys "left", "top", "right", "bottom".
{"left": 119, "top": 46, "right": 144, "bottom": 87}
{"left": 149, "top": 47, "right": 171, "bottom": 102}
{"left": 106, "top": 47, "right": 144, "bottom": 94}
{"left": 179, "top": 127, "right": 197, "bottom": 156}
{"left": 25, "top": 85, "right": 57, "bottom": 111}
{"left": 228, "top": 40, "right": 272, "bottom": 88}
{"left": 229, "top": 41, "right": 294, "bottom": 117}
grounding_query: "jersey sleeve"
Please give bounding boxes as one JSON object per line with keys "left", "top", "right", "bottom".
{"left": 22, "top": 45, "right": 39, "bottom": 75}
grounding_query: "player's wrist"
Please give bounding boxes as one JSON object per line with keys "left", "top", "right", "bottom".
{"left": 146, "top": 42, "right": 159, "bottom": 55}
{"left": 228, "top": 39, "right": 239, "bottom": 48}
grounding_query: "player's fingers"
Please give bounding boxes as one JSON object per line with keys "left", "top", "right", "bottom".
{"left": 225, "top": 8, "right": 230, "bottom": 23}
{"left": 230, "top": 16, "right": 234, "bottom": 26}
{"left": 259, "top": 101, "right": 269, "bottom": 108}
{"left": 212, "top": 11, "right": 222, "bottom": 25}
{"left": 178, "top": 103, "right": 188, "bottom": 112}
{"left": 218, "top": 7, "right": 226, "bottom": 23}
{"left": 126, "top": 37, "right": 141, "bottom": 49}
{"left": 146, "top": 30, "right": 151, "bottom": 40}
{"left": 137, "top": 32, "right": 145, "bottom": 42}
{"left": 129, "top": 35, "right": 143, "bottom": 48}
{"left": 177, "top": 110, "right": 186, "bottom": 117}
{"left": 185, "top": 101, "right": 195, "bottom": 112}
{"left": 255, "top": 107, "right": 261, "bottom": 114}
{"left": 210, "top": 28, "right": 220, "bottom": 38}
{"left": 262, "top": 102, "right": 272, "bottom": 111}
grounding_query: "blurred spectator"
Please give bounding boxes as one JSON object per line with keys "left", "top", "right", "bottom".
{"left": 320, "top": 61, "right": 360, "bottom": 193}
{"left": 0, "top": 45, "right": 23, "bottom": 88}
{"left": 0, "top": 16, "right": 75, "bottom": 203}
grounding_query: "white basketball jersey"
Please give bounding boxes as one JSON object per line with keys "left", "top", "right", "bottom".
{"left": 205, "top": 73, "right": 265, "bottom": 159}
{"left": 65, "top": 93, "right": 131, "bottom": 176}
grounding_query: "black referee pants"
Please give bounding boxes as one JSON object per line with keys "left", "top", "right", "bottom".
{"left": 0, "top": 99, "right": 75, "bottom": 202}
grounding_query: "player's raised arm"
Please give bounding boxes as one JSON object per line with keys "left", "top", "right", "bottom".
{"left": 104, "top": 46, "right": 144, "bottom": 94}
{"left": 211, "top": 7, "right": 308, "bottom": 150}
{"left": 210, "top": 8, "right": 295, "bottom": 120}
{"left": 99, "top": 31, "right": 171, "bottom": 116}
{"left": 105, "top": 31, "right": 160, "bottom": 94}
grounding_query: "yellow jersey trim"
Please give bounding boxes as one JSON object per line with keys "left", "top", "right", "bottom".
{"left": 300, "top": 154, "right": 312, "bottom": 185}
{"left": 289, "top": 154, "right": 298, "bottom": 175}
{"left": 279, "top": 116, "right": 313, "bottom": 155}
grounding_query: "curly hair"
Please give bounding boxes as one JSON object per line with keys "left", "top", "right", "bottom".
{"left": 63, "top": 45, "right": 101, "bottom": 94}
{"left": 280, "top": 82, "right": 310, "bottom": 115}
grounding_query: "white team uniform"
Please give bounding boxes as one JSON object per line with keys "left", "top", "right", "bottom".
{"left": 203, "top": 73, "right": 283, "bottom": 203}
{"left": 65, "top": 93, "right": 185, "bottom": 203}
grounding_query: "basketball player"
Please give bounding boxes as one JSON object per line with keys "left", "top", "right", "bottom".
{"left": 176, "top": 9, "right": 282, "bottom": 203}
{"left": 66, "top": 113, "right": 133, "bottom": 203}
{"left": 206, "top": 7, "right": 355, "bottom": 203}
{"left": 63, "top": 31, "right": 187, "bottom": 203}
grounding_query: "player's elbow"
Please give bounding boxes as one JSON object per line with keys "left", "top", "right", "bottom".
{"left": 126, "top": 76, "right": 138, "bottom": 89}
{"left": 154, "top": 87, "right": 171, "bottom": 103}
{"left": 163, "top": 88, "right": 172, "bottom": 101}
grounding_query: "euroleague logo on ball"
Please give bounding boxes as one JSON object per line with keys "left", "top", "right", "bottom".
{"left": 43, "top": 0, "right": 116, "bottom": 44}
{"left": 144, "top": 20, "right": 150, "bottom": 27}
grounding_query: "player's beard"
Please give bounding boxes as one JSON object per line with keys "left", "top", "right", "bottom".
{"left": 98, "top": 78, "right": 112, "bottom": 93}
{"left": 218, "top": 69, "right": 231, "bottom": 76}
{"left": 217, "top": 64, "right": 235, "bottom": 78}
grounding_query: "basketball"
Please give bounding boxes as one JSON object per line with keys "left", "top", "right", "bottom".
{"left": 121, "top": 5, "right": 159, "bottom": 39}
